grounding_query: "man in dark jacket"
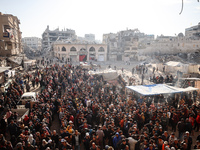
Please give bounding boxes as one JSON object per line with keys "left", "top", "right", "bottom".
{"left": 51, "top": 130, "right": 59, "bottom": 148}
{"left": 72, "top": 130, "right": 81, "bottom": 150}
{"left": 8, "top": 120, "right": 18, "bottom": 137}
{"left": 178, "top": 118, "right": 185, "bottom": 140}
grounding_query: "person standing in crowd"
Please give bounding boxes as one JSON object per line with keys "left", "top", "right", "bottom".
{"left": 72, "top": 130, "right": 81, "bottom": 150}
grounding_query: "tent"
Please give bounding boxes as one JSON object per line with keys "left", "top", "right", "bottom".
{"left": 126, "top": 84, "right": 198, "bottom": 96}
{"left": 164, "top": 61, "right": 188, "bottom": 74}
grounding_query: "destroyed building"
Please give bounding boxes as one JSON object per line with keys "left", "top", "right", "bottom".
{"left": 140, "top": 22, "right": 200, "bottom": 63}
{"left": 103, "top": 29, "right": 154, "bottom": 61}
{"left": 42, "top": 25, "right": 76, "bottom": 51}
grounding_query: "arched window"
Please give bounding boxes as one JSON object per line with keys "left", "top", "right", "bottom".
{"left": 89, "top": 47, "right": 95, "bottom": 52}
{"left": 80, "top": 48, "right": 86, "bottom": 51}
{"left": 98, "top": 47, "right": 105, "bottom": 52}
{"left": 70, "top": 47, "right": 76, "bottom": 51}
{"left": 62, "top": 46, "right": 66, "bottom": 51}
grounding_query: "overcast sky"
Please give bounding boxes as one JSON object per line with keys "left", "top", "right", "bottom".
{"left": 0, "top": 0, "right": 199, "bottom": 41}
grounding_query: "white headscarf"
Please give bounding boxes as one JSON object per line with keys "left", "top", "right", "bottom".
{"left": 28, "top": 134, "right": 34, "bottom": 144}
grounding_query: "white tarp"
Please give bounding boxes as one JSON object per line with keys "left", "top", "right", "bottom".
{"left": 126, "top": 84, "right": 198, "bottom": 96}
{"left": 165, "top": 61, "right": 183, "bottom": 67}
{"left": 88, "top": 68, "right": 118, "bottom": 81}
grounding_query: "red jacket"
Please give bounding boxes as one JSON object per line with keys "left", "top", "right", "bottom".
{"left": 196, "top": 115, "right": 200, "bottom": 124}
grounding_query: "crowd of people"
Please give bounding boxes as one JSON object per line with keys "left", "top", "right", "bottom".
{"left": 0, "top": 62, "right": 200, "bottom": 150}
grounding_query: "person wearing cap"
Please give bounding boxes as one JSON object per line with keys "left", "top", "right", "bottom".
{"left": 61, "top": 138, "right": 73, "bottom": 150}
{"left": 185, "top": 131, "right": 192, "bottom": 150}
{"left": 83, "top": 132, "right": 90, "bottom": 150}
{"left": 162, "top": 141, "right": 169, "bottom": 150}
{"left": 113, "top": 132, "right": 121, "bottom": 149}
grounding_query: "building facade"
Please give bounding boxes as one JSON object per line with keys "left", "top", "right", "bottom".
{"left": 42, "top": 25, "right": 76, "bottom": 50}
{"left": 53, "top": 42, "right": 107, "bottom": 62}
{"left": 185, "top": 22, "right": 200, "bottom": 40}
{"left": 0, "top": 12, "right": 22, "bottom": 56}
{"left": 22, "top": 37, "right": 42, "bottom": 51}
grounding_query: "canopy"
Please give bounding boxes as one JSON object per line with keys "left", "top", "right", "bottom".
{"left": 126, "top": 84, "right": 198, "bottom": 96}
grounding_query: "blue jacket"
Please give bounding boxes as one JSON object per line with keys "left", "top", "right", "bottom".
{"left": 113, "top": 135, "right": 121, "bottom": 148}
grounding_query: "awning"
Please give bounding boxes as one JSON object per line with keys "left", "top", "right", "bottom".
{"left": 0, "top": 67, "right": 11, "bottom": 73}
{"left": 8, "top": 56, "right": 23, "bottom": 65}
{"left": 126, "top": 84, "right": 198, "bottom": 96}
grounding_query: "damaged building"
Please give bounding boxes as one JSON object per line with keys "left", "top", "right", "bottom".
{"left": 42, "top": 25, "right": 76, "bottom": 51}
{"left": 103, "top": 29, "right": 154, "bottom": 61}
{"left": 140, "top": 22, "right": 200, "bottom": 63}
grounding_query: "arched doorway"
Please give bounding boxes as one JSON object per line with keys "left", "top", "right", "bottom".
{"left": 89, "top": 47, "right": 96, "bottom": 60}
{"left": 98, "top": 47, "right": 105, "bottom": 61}
{"left": 70, "top": 47, "right": 77, "bottom": 62}
{"left": 79, "top": 48, "right": 87, "bottom": 61}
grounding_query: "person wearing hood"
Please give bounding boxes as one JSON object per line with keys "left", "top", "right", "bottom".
{"left": 113, "top": 132, "right": 121, "bottom": 149}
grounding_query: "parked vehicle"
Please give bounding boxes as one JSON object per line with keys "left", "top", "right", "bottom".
{"left": 17, "top": 92, "right": 38, "bottom": 105}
